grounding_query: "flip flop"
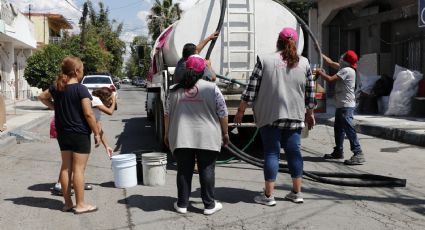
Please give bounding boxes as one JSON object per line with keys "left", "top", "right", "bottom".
{"left": 74, "top": 205, "right": 98, "bottom": 215}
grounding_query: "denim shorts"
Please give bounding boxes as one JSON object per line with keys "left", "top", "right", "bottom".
{"left": 57, "top": 132, "right": 91, "bottom": 153}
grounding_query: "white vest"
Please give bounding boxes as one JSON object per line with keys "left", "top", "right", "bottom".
{"left": 253, "top": 53, "right": 310, "bottom": 128}
{"left": 168, "top": 80, "right": 222, "bottom": 152}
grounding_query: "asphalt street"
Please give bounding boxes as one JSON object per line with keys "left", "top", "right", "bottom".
{"left": 0, "top": 84, "right": 424, "bottom": 230}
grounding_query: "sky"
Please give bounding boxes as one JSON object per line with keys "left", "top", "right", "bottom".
{"left": 9, "top": 0, "right": 199, "bottom": 59}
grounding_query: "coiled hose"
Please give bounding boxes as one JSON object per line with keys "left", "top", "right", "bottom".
{"left": 205, "top": 0, "right": 406, "bottom": 187}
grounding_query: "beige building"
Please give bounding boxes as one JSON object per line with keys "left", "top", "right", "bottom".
{"left": 23, "top": 13, "right": 72, "bottom": 48}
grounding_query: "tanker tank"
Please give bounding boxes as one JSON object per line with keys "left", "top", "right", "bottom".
{"left": 160, "top": 0, "right": 304, "bottom": 83}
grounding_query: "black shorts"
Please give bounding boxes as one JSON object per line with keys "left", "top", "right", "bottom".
{"left": 57, "top": 132, "right": 91, "bottom": 153}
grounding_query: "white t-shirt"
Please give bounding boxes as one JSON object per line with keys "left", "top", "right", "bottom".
{"left": 92, "top": 96, "right": 103, "bottom": 121}
{"left": 335, "top": 67, "right": 356, "bottom": 108}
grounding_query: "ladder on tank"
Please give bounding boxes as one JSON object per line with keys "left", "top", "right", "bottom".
{"left": 225, "top": 0, "right": 256, "bottom": 81}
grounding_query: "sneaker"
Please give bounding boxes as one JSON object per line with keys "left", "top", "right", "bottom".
{"left": 254, "top": 193, "right": 276, "bottom": 206}
{"left": 204, "top": 201, "right": 222, "bottom": 215}
{"left": 84, "top": 184, "right": 93, "bottom": 190}
{"left": 51, "top": 183, "right": 74, "bottom": 196}
{"left": 324, "top": 149, "right": 344, "bottom": 159}
{"left": 344, "top": 153, "right": 366, "bottom": 165}
{"left": 173, "top": 202, "right": 187, "bottom": 214}
{"left": 54, "top": 182, "right": 61, "bottom": 192}
{"left": 285, "top": 191, "right": 304, "bottom": 203}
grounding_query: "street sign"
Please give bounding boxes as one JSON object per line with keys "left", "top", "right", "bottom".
{"left": 419, "top": 0, "right": 425, "bottom": 27}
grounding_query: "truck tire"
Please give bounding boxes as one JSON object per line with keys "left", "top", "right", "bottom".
{"left": 154, "top": 97, "right": 166, "bottom": 150}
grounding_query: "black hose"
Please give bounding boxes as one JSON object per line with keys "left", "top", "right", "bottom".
{"left": 205, "top": 0, "right": 227, "bottom": 60}
{"left": 216, "top": 74, "right": 247, "bottom": 86}
{"left": 204, "top": 1, "right": 406, "bottom": 188}
{"left": 225, "top": 143, "right": 406, "bottom": 187}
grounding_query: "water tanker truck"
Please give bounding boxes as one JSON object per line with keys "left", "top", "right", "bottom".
{"left": 146, "top": 0, "right": 306, "bottom": 146}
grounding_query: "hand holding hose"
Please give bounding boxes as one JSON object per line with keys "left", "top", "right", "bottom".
{"left": 234, "top": 108, "right": 244, "bottom": 125}
{"left": 209, "top": 31, "right": 220, "bottom": 41}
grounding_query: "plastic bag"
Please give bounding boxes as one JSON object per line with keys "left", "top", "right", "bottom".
{"left": 358, "top": 72, "right": 381, "bottom": 95}
{"left": 50, "top": 116, "right": 57, "bottom": 139}
{"left": 385, "top": 67, "right": 423, "bottom": 116}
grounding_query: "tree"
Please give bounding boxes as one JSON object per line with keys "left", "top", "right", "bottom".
{"left": 78, "top": 0, "right": 126, "bottom": 77}
{"left": 24, "top": 44, "right": 70, "bottom": 90}
{"left": 125, "top": 36, "right": 152, "bottom": 79}
{"left": 275, "top": 0, "right": 314, "bottom": 23}
{"left": 147, "top": 0, "right": 182, "bottom": 41}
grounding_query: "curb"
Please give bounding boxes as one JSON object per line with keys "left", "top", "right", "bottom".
{"left": 0, "top": 113, "right": 51, "bottom": 151}
{"left": 316, "top": 117, "right": 425, "bottom": 147}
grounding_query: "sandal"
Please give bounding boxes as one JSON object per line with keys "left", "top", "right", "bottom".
{"left": 62, "top": 206, "right": 75, "bottom": 212}
{"left": 74, "top": 205, "right": 98, "bottom": 215}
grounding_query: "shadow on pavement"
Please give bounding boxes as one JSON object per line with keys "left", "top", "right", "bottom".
{"left": 192, "top": 187, "right": 285, "bottom": 204}
{"left": 27, "top": 183, "right": 53, "bottom": 192}
{"left": 13, "top": 106, "right": 46, "bottom": 111}
{"left": 4, "top": 197, "right": 62, "bottom": 211}
{"left": 118, "top": 194, "right": 174, "bottom": 212}
{"left": 114, "top": 117, "right": 159, "bottom": 155}
{"left": 98, "top": 181, "right": 115, "bottom": 188}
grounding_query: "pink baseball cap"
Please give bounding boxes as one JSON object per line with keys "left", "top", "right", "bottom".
{"left": 279, "top": 27, "right": 298, "bottom": 42}
{"left": 186, "top": 55, "right": 207, "bottom": 73}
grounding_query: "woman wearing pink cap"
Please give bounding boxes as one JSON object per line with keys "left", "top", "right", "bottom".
{"left": 164, "top": 55, "right": 229, "bottom": 215}
{"left": 316, "top": 51, "right": 365, "bottom": 165}
{"left": 235, "top": 27, "right": 316, "bottom": 205}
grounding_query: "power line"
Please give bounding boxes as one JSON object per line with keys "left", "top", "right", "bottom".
{"left": 109, "top": 1, "right": 142, "bottom": 11}
{"left": 64, "top": 0, "right": 81, "bottom": 12}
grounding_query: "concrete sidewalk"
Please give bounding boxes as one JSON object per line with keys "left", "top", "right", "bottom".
{"left": 315, "top": 97, "right": 425, "bottom": 147}
{"left": 0, "top": 98, "right": 52, "bottom": 150}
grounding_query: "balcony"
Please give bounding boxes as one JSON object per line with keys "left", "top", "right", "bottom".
{"left": 49, "top": 36, "right": 62, "bottom": 44}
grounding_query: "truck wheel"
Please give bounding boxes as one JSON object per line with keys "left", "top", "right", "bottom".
{"left": 146, "top": 100, "right": 153, "bottom": 121}
{"left": 154, "top": 97, "right": 166, "bottom": 151}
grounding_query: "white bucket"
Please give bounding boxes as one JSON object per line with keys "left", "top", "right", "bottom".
{"left": 111, "top": 154, "right": 138, "bottom": 188}
{"left": 142, "top": 152, "right": 167, "bottom": 186}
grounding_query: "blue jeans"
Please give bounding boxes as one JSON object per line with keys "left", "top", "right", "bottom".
{"left": 334, "top": 107, "right": 362, "bottom": 154}
{"left": 259, "top": 126, "right": 303, "bottom": 180}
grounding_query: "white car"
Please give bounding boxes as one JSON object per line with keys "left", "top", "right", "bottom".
{"left": 81, "top": 75, "right": 118, "bottom": 108}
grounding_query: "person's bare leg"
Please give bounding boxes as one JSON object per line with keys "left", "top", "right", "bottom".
{"left": 292, "top": 177, "right": 302, "bottom": 193}
{"left": 72, "top": 152, "right": 91, "bottom": 210}
{"left": 264, "top": 181, "right": 275, "bottom": 197}
{"left": 60, "top": 151, "right": 73, "bottom": 210}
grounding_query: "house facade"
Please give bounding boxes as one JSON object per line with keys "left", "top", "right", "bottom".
{"left": 23, "top": 13, "right": 72, "bottom": 48}
{"left": 0, "top": 0, "right": 36, "bottom": 100}
{"left": 309, "top": 0, "right": 424, "bottom": 78}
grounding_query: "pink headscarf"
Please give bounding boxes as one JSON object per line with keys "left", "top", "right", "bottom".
{"left": 186, "top": 55, "right": 207, "bottom": 73}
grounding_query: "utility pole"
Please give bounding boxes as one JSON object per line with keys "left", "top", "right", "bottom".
{"left": 28, "top": 4, "right": 31, "bottom": 20}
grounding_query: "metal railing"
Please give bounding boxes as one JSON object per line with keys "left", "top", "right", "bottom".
{"left": 49, "top": 37, "right": 62, "bottom": 44}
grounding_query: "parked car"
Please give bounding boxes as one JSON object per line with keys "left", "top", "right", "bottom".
{"left": 112, "top": 77, "right": 121, "bottom": 89}
{"left": 81, "top": 75, "right": 118, "bottom": 109}
{"left": 122, "top": 78, "right": 131, "bottom": 84}
{"left": 136, "top": 79, "right": 147, "bottom": 88}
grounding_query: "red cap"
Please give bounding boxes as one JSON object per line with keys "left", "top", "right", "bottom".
{"left": 344, "top": 50, "right": 358, "bottom": 69}
{"left": 279, "top": 27, "right": 298, "bottom": 42}
{"left": 186, "top": 55, "right": 206, "bottom": 73}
